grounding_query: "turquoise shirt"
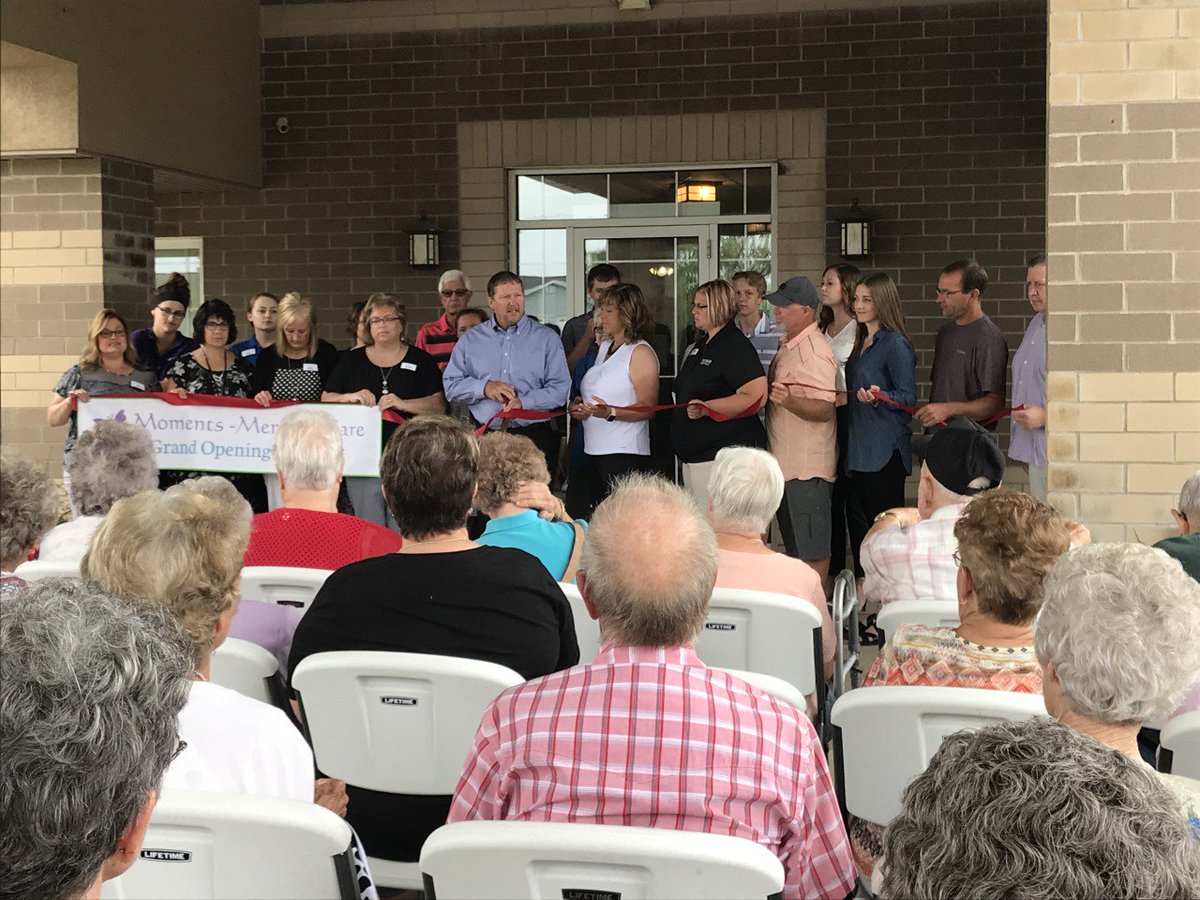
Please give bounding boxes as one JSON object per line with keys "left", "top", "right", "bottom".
{"left": 477, "top": 509, "right": 587, "bottom": 583}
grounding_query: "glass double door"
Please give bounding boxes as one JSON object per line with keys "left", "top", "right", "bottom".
{"left": 572, "top": 225, "right": 712, "bottom": 379}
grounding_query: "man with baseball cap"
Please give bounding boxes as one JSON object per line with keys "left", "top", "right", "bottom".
{"left": 859, "top": 417, "right": 1005, "bottom": 607}
{"left": 765, "top": 276, "right": 838, "bottom": 582}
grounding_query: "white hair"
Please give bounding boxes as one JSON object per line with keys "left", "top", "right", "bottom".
{"left": 707, "top": 446, "right": 785, "bottom": 534}
{"left": 578, "top": 473, "right": 718, "bottom": 647}
{"left": 1178, "top": 468, "right": 1200, "bottom": 523}
{"left": 272, "top": 409, "right": 344, "bottom": 490}
{"left": 438, "top": 269, "right": 472, "bottom": 292}
{"left": 1035, "top": 543, "right": 1200, "bottom": 724}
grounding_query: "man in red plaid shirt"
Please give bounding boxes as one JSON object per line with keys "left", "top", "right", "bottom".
{"left": 448, "top": 474, "right": 856, "bottom": 900}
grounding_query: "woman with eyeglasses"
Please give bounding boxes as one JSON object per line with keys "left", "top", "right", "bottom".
{"left": 161, "top": 298, "right": 268, "bottom": 512}
{"left": 323, "top": 292, "right": 445, "bottom": 530}
{"left": 48, "top": 308, "right": 159, "bottom": 513}
{"left": 671, "top": 279, "right": 768, "bottom": 505}
{"left": 131, "top": 273, "right": 200, "bottom": 379}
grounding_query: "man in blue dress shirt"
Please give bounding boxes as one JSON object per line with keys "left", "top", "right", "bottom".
{"left": 444, "top": 271, "right": 572, "bottom": 475}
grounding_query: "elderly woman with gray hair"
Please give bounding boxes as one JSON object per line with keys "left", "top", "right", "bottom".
{"left": 0, "top": 446, "right": 59, "bottom": 595}
{"left": 880, "top": 716, "right": 1200, "bottom": 899}
{"left": 1036, "top": 542, "right": 1200, "bottom": 827}
{"left": 706, "top": 446, "right": 835, "bottom": 679}
{"left": 0, "top": 578, "right": 194, "bottom": 899}
{"left": 37, "top": 420, "right": 159, "bottom": 565}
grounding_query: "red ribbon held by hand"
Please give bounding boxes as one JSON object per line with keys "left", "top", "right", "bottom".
{"left": 868, "top": 389, "right": 1024, "bottom": 427}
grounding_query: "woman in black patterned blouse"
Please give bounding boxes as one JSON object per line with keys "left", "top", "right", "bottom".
{"left": 252, "top": 294, "right": 340, "bottom": 405}
{"left": 162, "top": 298, "right": 268, "bottom": 512}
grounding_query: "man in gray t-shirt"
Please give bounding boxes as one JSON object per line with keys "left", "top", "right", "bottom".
{"left": 918, "top": 258, "right": 1008, "bottom": 430}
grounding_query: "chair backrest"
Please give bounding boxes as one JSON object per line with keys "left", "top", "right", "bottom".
{"left": 875, "top": 599, "right": 960, "bottom": 643}
{"left": 239, "top": 566, "right": 332, "bottom": 611}
{"left": 100, "top": 789, "right": 356, "bottom": 899}
{"left": 291, "top": 651, "right": 524, "bottom": 795}
{"left": 558, "top": 581, "right": 600, "bottom": 663}
{"left": 210, "top": 637, "right": 281, "bottom": 708}
{"left": 830, "top": 685, "right": 1045, "bottom": 825}
{"left": 697, "top": 588, "right": 823, "bottom": 698}
{"left": 419, "top": 821, "right": 784, "bottom": 900}
{"left": 714, "top": 668, "right": 807, "bottom": 712}
{"left": 1159, "top": 711, "right": 1200, "bottom": 780}
{"left": 13, "top": 558, "right": 81, "bottom": 581}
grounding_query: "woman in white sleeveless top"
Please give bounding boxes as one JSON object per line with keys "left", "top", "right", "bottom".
{"left": 573, "top": 283, "right": 660, "bottom": 506}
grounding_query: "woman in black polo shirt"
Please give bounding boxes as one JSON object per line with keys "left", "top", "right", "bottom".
{"left": 672, "top": 279, "right": 768, "bottom": 503}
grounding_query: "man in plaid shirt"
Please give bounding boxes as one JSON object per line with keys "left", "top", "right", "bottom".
{"left": 860, "top": 418, "right": 1005, "bottom": 607}
{"left": 448, "top": 474, "right": 855, "bottom": 900}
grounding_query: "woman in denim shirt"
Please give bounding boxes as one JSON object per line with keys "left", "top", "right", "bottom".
{"left": 844, "top": 273, "right": 916, "bottom": 575}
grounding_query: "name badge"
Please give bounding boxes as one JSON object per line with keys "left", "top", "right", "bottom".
{"left": 688, "top": 347, "right": 700, "bottom": 356}
{"left": 700, "top": 358, "right": 712, "bottom": 366}
{"left": 241, "top": 348, "right": 256, "bottom": 357}
{"left": 400, "top": 361, "right": 418, "bottom": 371}
{"left": 130, "top": 380, "right": 146, "bottom": 391}
{"left": 303, "top": 362, "right": 319, "bottom": 372}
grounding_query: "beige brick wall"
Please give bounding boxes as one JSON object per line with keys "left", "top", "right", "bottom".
{"left": 458, "top": 109, "right": 825, "bottom": 286}
{"left": 1047, "top": 0, "right": 1200, "bottom": 544}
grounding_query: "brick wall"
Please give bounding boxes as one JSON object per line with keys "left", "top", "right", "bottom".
{"left": 1046, "top": 1, "right": 1199, "bottom": 543}
{"left": 157, "top": 0, "right": 1047, "bottom": 456}
{"left": 1, "top": 157, "right": 154, "bottom": 479}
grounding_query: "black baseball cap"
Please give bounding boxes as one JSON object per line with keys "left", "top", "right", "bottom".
{"left": 913, "top": 417, "right": 1005, "bottom": 495}
{"left": 764, "top": 276, "right": 820, "bottom": 309}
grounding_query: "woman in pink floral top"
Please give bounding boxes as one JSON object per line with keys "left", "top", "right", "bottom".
{"left": 851, "top": 488, "right": 1073, "bottom": 877}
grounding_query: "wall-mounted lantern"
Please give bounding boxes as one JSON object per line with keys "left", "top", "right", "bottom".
{"left": 837, "top": 199, "right": 873, "bottom": 259}
{"left": 408, "top": 214, "right": 440, "bottom": 268}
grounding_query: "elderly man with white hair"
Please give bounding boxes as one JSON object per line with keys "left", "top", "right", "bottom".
{"left": 244, "top": 408, "right": 402, "bottom": 569}
{"left": 1155, "top": 468, "right": 1200, "bottom": 583}
{"left": 415, "top": 269, "right": 474, "bottom": 370}
{"left": 859, "top": 417, "right": 1005, "bottom": 611}
{"left": 449, "top": 473, "right": 856, "bottom": 900}
{"left": 707, "top": 446, "right": 835, "bottom": 680}
{"left": 1035, "top": 542, "right": 1200, "bottom": 827}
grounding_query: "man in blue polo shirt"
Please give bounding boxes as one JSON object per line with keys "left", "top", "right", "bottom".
{"left": 444, "top": 271, "right": 572, "bottom": 475}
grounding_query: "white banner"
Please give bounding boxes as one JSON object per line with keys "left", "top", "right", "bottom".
{"left": 77, "top": 396, "right": 383, "bottom": 477}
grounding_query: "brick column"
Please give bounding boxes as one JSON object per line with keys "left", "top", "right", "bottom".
{"left": 1046, "top": 2, "right": 1200, "bottom": 542}
{"left": 0, "top": 157, "right": 154, "bottom": 479}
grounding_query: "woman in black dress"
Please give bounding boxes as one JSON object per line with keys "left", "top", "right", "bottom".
{"left": 323, "top": 294, "right": 444, "bottom": 531}
{"left": 162, "top": 298, "right": 268, "bottom": 512}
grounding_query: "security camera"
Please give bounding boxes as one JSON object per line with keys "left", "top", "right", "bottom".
{"left": 275, "top": 117, "right": 289, "bottom": 135}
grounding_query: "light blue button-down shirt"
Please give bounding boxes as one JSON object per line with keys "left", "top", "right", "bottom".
{"left": 1008, "top": 311, "right": 1047, "bottom": 467}
{"left": 443, "top": 315, "right": 571, "bottom": 428}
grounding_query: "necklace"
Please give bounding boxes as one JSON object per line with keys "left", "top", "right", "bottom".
{"left": 377, "top": 364, "right": 396, "bottom": 395}
{"left": 201, "top": 347, "right": 226, "bottom": 373}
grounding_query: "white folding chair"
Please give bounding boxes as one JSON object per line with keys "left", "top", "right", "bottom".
{"left": 1159, "top": 711, "right": 1200, "bottom": 780}
{"left": 830, "top": 686, "right": 1045, "bottom": 826}
{"left": 714, "top": 667, "right": 807, "bottom": 712}
{"left": 210, "top": 637, "right": 284, "bottom": 708}
{"left": 13, "top": 558, "right": 81, "bottom": 581}
{"left": 419, "top": 821, "right": 784, "bottom": 900}
{"left": 558, "top": 580, "right": 600, "bottom": 663}
{"left": 291, "top": 651, "right": 524, "bottom": 889}
{"left": 875, "top": 599, "right": 960, "bottom": 644}
{"left": 697, "top": 588, "right": 825, "bottom": 732}
{"left": 238, "top": 566, "right": 332, "bottom": 612}
{"left": 100, "top": 789, "right": 356, "bottom": 899}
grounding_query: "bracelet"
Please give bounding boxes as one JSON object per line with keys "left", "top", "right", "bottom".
{"left": 873, "top": 511, "right": 900, "bottom": 524}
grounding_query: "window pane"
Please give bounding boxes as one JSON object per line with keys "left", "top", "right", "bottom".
{"left": 542, "top": 173, "right": 608, "bottom": 219}
{"left": 155, "top": 242, "right": 202, "bottom": 337}
{"left": 717, "top": 223, "right": 772, "bottom": 293}
{"left": 516, "top": 175, "right": 544, "bottom": 220}
{"left": 746, "top": 167, "right": 771, "bottom": 215}
{"left": 516, "top": 229, "right": 568, "bottom": 329}
{"left": 609, "top": 170, "right": 676, "bottom": 218}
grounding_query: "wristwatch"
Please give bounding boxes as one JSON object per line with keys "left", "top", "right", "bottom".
{"left": 873, "top": 510, "right": 899, "bottom": 524}
{"left": 606, "top": 411, "right": 617, "bottom": 422}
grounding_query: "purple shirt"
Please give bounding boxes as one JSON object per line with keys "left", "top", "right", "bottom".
{"left": 1009, "top": 312, "right": 1046, "bottom": 467}
{"left": 131, "top": 327, "right": 199, "bottom": 380}
{"left": 443, "top": 314, "right": 571, "bottom": 428}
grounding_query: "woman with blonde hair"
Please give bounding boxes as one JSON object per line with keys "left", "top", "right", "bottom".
{"left": 844, "top": 272, "right": 916, "bottom": 574}
{"left": 671, "top": 278, "right": 768, "bottom": 503}
{"left": 47, "top": 308, "right": 159, "bottom": 508}
{"left": 252, "top": 294, "right": 340, "bottom": 405}
{"left": 81, "top": 477, "right": 348, "bottom": 815}
{"left": 323, "top": 292, "right": 445, "bottom": 529}
{"left": 570, "top": 283, "right": 660, "bottom": 506}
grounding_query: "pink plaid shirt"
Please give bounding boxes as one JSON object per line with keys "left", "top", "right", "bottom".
{"left": 448, "top": 644, "right": 855, "bottom": 900}
{"left": 861, "top": 503, "right": 966, "bottom": 606}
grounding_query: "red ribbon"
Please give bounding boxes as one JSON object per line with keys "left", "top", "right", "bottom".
{"left": 69, "top": 390, "right": 414, "bottom": 423}
{"left": 868, "top": 389, "right": 1024, "bottom": 427}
